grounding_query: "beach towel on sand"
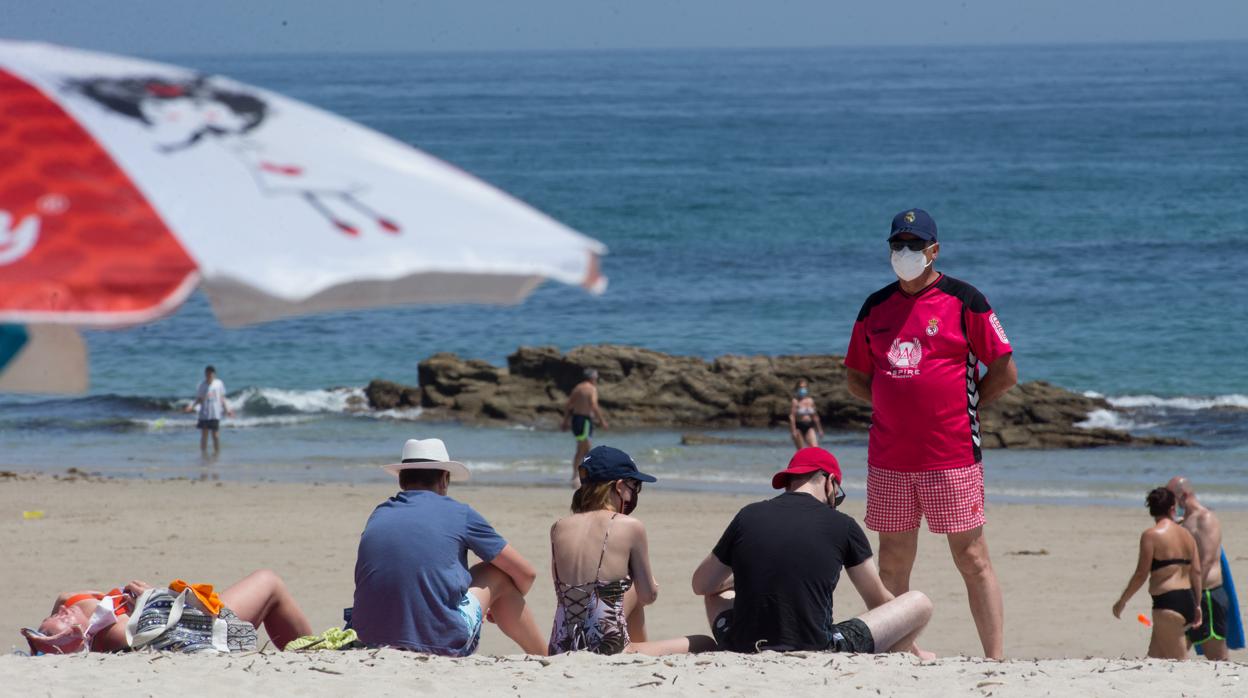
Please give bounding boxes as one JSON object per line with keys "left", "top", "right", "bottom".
{"left": 126, "top": 585, "right": 256, "bottom": 653}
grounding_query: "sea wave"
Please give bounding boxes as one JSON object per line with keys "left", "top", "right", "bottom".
{"left": 129, "top": 415, "right": 320, "bottom": 430}
{"left": 1074, "top": 409, "right": 1158, "bottom": 432}
{"left": 231, "top": 387, "right": 369, "bottom": 415}
{"left": 1106, "top": 394, "right": 1248, "bottom": 411}
{"left": 360, "top": 407, "right": 425, "bottom": 421}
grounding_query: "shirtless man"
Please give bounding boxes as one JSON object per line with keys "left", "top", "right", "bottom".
{"left": 1168, "top": 476, "right": 1229, "bottom": 660}
{"left": 561, "top": 368, "right": 608, "bottom": 486}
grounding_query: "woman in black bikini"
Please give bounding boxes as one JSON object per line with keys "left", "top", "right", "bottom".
{"left": 788, "top": 379, "right": 823, "bottom": 450}
{"left": 1112, "top": 487, "right": 1203, "bottom": 659}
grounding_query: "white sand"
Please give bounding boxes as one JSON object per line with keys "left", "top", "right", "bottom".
{"left": 1, "top": 474, "right": 1244, "bottom": 695}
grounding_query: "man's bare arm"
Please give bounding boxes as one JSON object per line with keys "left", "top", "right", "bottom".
{"left": 846, "top": 558, "right": 894, "bottom": 610}
{"left": 846, "top": 367, "right": 872, "bottom": 404}
{"left": 489, "top": 544, "right": 537, "bottom": 596}
{"left": 591, "top": 385, "right": 608, "bottom": 428}
{"left": 691, "top": 554, "right": 733, "bottom": 596}
{"left": 978, "top": 353, "right": 1018, "bottom": 405}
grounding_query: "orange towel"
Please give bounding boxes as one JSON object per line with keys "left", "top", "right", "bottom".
{"left": 168, "top": 580, "right": 223, "bottom": 616}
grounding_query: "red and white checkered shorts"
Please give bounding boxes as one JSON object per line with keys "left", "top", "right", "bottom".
{"left": 865, "top": 463, "right": 986, "bottom": 534}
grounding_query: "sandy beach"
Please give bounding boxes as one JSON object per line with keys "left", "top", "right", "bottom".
{"left": 1, "top": 472, "right": 1244, "bottom": 694}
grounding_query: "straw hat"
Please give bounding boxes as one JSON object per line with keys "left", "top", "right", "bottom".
{"left": 382, "top": 438, "right": 469, "bottom": 482}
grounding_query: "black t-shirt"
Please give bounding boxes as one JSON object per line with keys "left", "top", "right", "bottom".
{"left": 712, "top": 491, "right": 873, "bottom": 652}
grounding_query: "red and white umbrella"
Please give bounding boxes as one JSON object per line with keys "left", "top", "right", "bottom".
{"left": 0, "top": 41, "right": 607, "bottom": 391}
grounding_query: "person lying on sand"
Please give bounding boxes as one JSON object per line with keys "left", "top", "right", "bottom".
{"left": 22, "top": 569, "right": 311, "bottom": 654}
{"left": 692, "top": 447, "right": 934, "bottom": 657}
{"left": 1113, "top": 486, "right": 1203, "bottom": 660}
{"left": 351, "top": 438, "right": 547, "bottom": 656}
{"left": 549, "top": 446, "right": 716, "bottom": 656}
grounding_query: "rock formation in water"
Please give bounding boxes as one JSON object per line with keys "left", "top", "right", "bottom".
{"left": 364, "top": 344, "right": 1187, "bottom": 449}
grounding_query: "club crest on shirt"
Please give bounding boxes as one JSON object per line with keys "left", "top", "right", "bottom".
{"left": 925, "top": 317, "right": 940, "bottom": 337}
{"left": 886, "top": 337, "right": 923, "bottom": 377}
{"left": 989, "top": 312, "right": 1009, "bottom": 344}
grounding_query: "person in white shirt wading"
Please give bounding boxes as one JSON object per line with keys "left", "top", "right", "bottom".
{"left": 185, "top": 365, "right": 235, "bottom": 455}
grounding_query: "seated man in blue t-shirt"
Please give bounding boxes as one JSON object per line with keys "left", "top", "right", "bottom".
{"left": 351, "top": 438, "right": 547, "bottom": 655}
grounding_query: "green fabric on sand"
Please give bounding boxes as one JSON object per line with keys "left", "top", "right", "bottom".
{"left": 285, "top": 627, "right": 361, "bottom": 651}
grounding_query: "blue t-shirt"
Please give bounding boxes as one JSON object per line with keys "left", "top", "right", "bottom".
{"left": 352, "top": 489, "right": 507, "bottom": 653}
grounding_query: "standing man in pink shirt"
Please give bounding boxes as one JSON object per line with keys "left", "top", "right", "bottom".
{"left": 844, "top": 208, "right": 1018, "bottom": 659}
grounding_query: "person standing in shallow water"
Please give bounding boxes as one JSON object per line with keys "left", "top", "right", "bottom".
{"left": 844, "top": 208, "right": 1018, "bottom": 659}
{"left": 185, "top": 365, "right": 234, "bottom": 455}
{"left": 561, "top": 368, "right": 609, "bottom": 486}
{"left": 788, "top": 379, "right": 823, "bottom": 450}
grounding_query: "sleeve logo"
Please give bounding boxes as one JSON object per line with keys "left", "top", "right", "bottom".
{"left": 989, "top": 312, "right": 1009, "bottom": 344}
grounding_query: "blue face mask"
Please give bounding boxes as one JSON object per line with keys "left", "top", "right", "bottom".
{"left": 796, "top": 388, "right": 808, "bottom": 398}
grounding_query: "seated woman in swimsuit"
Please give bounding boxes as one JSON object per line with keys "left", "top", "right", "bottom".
{"left": 22, "top": 569, "right": 312, "bottom": 655}
{"left": 788, "top": 379, "right": 823, "bottom": 450}
{"left": 1112, "top": 487, "right": 1203, "bottom": 659}
{"left": 548, "top": 445, "right": 716, "bottom": 656}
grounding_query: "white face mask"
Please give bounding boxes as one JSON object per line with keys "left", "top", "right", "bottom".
{"left": 890, "top": 247, "right": 932, "bottom": 281}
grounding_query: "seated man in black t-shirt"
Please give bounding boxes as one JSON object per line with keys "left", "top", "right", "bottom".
{"left": 692, "top": 447, "right": 934, "bottom": 656}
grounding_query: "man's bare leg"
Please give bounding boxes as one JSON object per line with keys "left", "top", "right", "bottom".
{"left": 948, "top": 526, "right": 1004, "bottom": 659}
{"left": 855, "top": 590, "right": 934, "bottom": 655}
{"left": 211, "top": 430, "right": 221, "bottom": 454}
{"left": 702, "top": 590, "right": 735, "bottom": 637}
{"left": 468, "top": 562, "right": 546, "bottom": 655}
{"left": 199, "top": 428, "right": 209, "bottom": 453}
{"left": 570, "top": 439, "right": 590, "bottom": 486}
{"left": 877, "top": 529, "right": 919, "bottom": 595}
{"left": 1201, "top": 638, "right": 1229, "bottom": 661}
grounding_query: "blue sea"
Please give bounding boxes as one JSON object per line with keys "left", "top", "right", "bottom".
{"left": 3, "top": 42, "right": 1247, "bottom": 506}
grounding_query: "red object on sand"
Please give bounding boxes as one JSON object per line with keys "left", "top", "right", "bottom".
{"left": 1137, "top": 613, "right": 1152, "bottom": 627}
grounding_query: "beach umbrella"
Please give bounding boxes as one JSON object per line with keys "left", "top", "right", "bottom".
{"left": 0, "top": 41, "right": 607, "bottom": 391}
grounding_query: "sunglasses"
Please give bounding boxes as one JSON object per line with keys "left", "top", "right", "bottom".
{"left": 626, "top": 481, "right": 643, "bottom": 494}
{"left": 888, "top": 239, "right": 931, "bottom": 252}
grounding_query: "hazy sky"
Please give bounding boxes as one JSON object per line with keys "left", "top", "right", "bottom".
{"left": 5, "top": 1, "right": 1247, "bottom": 55}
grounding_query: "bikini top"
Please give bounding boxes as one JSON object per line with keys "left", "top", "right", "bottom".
{"left": 795, "top": 405, "right": 816, "bottom": 416}
{"left": 1150, "top": 557, "right": 1191, "bottom": 571}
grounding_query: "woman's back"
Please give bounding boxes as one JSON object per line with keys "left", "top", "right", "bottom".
{"left": 1147, "top": 520, "right": 1197, "bottom": 594}
{"left": 551, "top": 511, "right": 637, "bottom": 584}
{"left": 549, "top": 511, "right": 638, "bottom": 654}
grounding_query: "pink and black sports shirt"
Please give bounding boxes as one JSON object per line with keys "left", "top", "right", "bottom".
{"left": 845, "top": 274, "right": 1012, "bottom": 473}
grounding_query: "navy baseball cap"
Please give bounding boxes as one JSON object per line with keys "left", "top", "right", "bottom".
{"left": 889, "top": 208, "right": 937, "bottom": 242}
{"left": 581, "top": 446, "right": 658, "bottom": 484}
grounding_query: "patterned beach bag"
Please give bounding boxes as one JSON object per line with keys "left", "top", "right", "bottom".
{"left": 125, "top": 584, "right": 257, "bottom": 653}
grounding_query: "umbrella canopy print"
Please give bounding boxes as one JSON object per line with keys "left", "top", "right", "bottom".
{"left": 0, "top": 41, "right": 607, "bottom": 391}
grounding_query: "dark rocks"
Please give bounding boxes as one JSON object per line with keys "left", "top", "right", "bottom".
{"left": 364, "top": 379, "right": 421, "bottom": 410}
{"left": 365, "top": 345, "right": 1190, "bottom": 450}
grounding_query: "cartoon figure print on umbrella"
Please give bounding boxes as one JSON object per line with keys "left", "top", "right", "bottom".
{"left": 66, "top": 75, "right": 400, "bottom": 237}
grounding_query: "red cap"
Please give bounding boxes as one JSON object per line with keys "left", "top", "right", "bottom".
{"left": 771, "top": 447, "right": 842, "bottom": 489}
